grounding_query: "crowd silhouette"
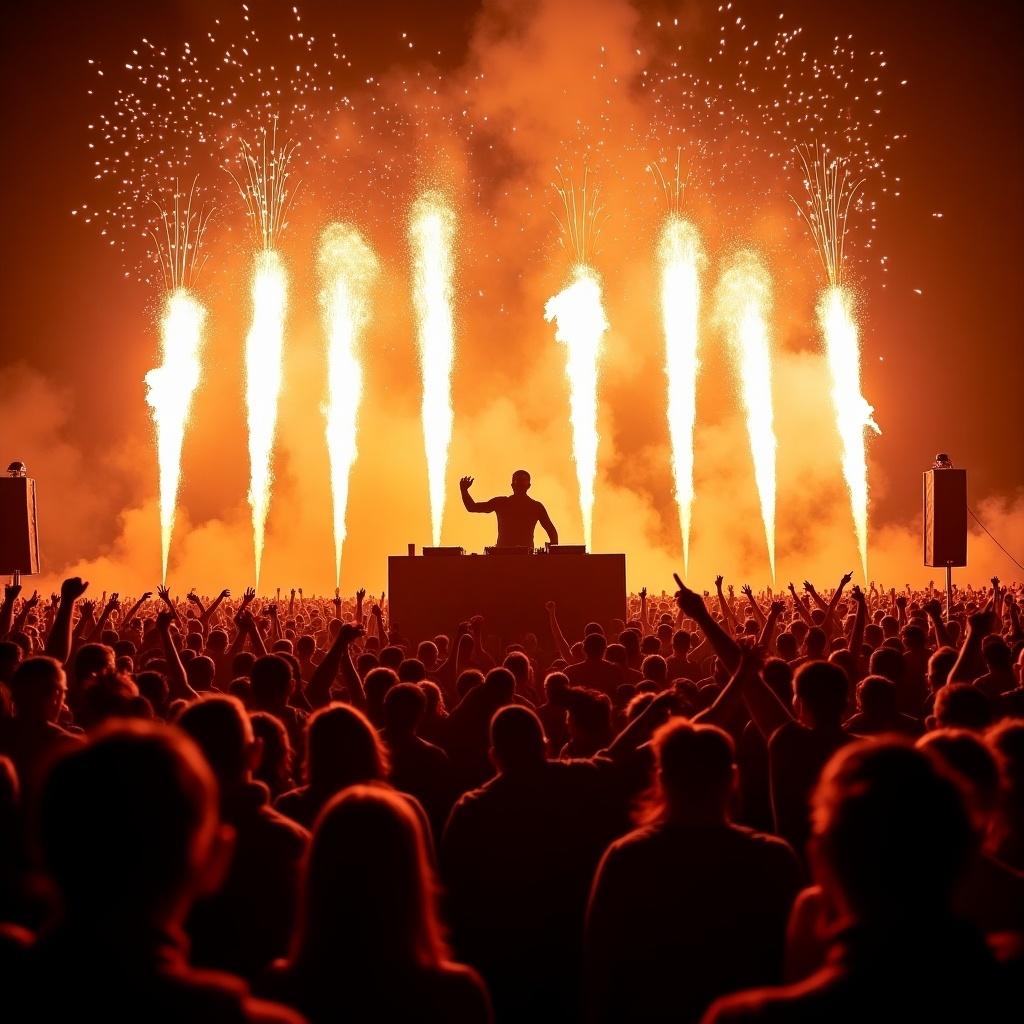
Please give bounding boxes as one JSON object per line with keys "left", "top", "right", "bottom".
{"left": 0, "top": 571, "right": 1022, "bottom": 1021}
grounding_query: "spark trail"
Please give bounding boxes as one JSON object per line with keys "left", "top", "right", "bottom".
{"left": 143, "top": 179, "right": 211, "bottom": 582}
{"left": 229, "top": 121, "right": 300, "bottom": 586}
{"left": 409, "top": 192, "right": 457, "bottom": 547}
{"left": 652, "top": 154, "right": 704, "bottom": 574}
{"left": 792, "top": 143, "right": 880, "bottom": 580}
{"left": 544, "top": 168, "right": 609, "bottom": 551}
{"left": 715, "top": 250, "right": 778, "bottom": 582}
{"left": 317, "top": 224, "right": 380, "bottom": 587}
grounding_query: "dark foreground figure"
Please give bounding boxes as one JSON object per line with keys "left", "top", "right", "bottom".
{"left": 0, "top": 570, "right": 1023, "bottom": 1022}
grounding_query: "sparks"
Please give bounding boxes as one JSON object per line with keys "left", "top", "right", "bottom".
{"left": 143, "top": 181, "right": 211, "bottom": 582}
{"left": 653, "top": 152, "right": 705, "bottom": 576}
{"left": 546, "top": 168, "right": 609, "bottom": 551}
{"left": 715, "top": 250, "right": 777, "bottom": 582}
{"left": 145, "top": 290, "right": 206, "bottom": 584}
{"left": 229, "top": 121, "right": 299, "bottom": 586}
{"left": 317, "top": 223, "right": 380, "bottom": 587}
{"left": 792, "top": 143, "right": 880, "bottom": 579}
{"left": 409, "top": 191, "right": 457, "bottom": 547}
{"left": 545, "top": 265, "right": 608, "bottom": 552}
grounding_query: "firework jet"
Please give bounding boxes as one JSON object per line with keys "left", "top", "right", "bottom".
{"left": 317, "top": 224, "right": 380, "bottom": 587}
{"left": 715, "top": 251, "right": 778, "bottom": 581}
{"left": 409, "top": 192, "right": 457, "bottom": 547}
{"left": 229, "top": 122, "right": 300, "bottom": 586}
{"left": 545, "top": 265, "right": 608, "bottom": 550}
{"left": 144, "top": 180, "right": 211, "bottom": 582}
{"left": 145, "top": 291, "right": 206, "bottom": 583}
{"left": 545, "top": 169, "right": 608, "bottom": 550}
{"left": 657, "top": 216, "right": 705, "bottom": 576}
{"left": 243, "top": 250, "right": 288, "bottom": 586}
{"left": 793, "top": 145, "right": 880, "bottom": 580}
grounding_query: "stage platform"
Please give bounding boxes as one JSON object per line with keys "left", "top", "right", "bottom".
{"left": 387, "top": 550, "right": 627, "bottom": 647}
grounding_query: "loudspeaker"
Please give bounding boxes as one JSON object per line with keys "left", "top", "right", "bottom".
{"left": 923, "top": 468, "right": 967, "bottom": 567}
{"left": 0, "top": 476, "right": 41, "bottom": 575}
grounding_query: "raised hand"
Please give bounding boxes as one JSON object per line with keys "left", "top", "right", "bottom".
{"left": 851, "top": 585, "right": 866, "bottom": 605}
{"left": 674, "top": 580, "right": 707, "bottom": 619}
{"left": 715, "top": 575, "right": 724, "bottom": 589}
{"left": 105, "top": 592, "right": 120, "bottom": 611}
{"left": 769, "top": 599, "right": 785, "bottom": 616}
{"left": 4, "top": 583, "right": 22, "bottom": 603}
{"left": 339, "top": 623, "right": 365, "bottom": 644}
{"left": 639, "top": 587, "right": 648, "bottom": 601}
{"left": 895, "top": 594, "right": 908, "bottom": 610}
{"left": 460, "top": 476, "right": 474, "bottom": 491}
{"left": 60, "top": 577, "right": 89, "bottom": 602}
{"left": 186, "top": 590, "right": 202, "bottom": 606}
{"left": 157, "top": 585, "right": 173, "bottom": 606}
{"left": 545, "top": 600, "right": 556, "bottom": 613}
{"left": 356, "top": 588, "right": 366, "bottom": 603}
{"left": 840, "top": 570, "right": 854, "bottom": 587}
{"left": 156, "top": 609, "right": 174, "bottom": 632}
{"left": 79, "top": 599, "right": 96, "bottom": 619}
{"left": 787, "top": 582, "right": 797, "bottom": 595}
{"left": 240, "top": 587, "right": 256, "bottom": 607}
{"left": 219, "top": 588, "right": 231, "bottom": 600}
{"left": 140, "top": 591, "right": 153, "bottom": 602}
{"left": 741, "top": 584, "right": 754, "bottom": 599}
{"left": 923, "top": 598, "right": 942, "bottom": 617}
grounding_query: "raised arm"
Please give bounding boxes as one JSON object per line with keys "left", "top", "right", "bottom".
{"left": 0, "top": 584, "right": 20, "bottom": 640}
{"left": 45, "top": 577, "right": 89, "bottom": 664}
{"left": 459, "top": 475, "right": 496, "bottom": 514}
{"left": 715, "top": 576, "right": 738, "bottom": 635}
{"left": 308, "top": 623, "right": 365, "bottom": 710}
{"left": 821, "top": 571, "right": 854, "bottom": 639}
{"left": 741, "top": 583, "right": 767, "bottom": 628}
{"left": 200, "top": 588, "right": 230, "bottom": 634}
{"left": 87, "top": 592, "right": 120, "bottom": 642}
{"left": 949, "top": 609, "right": 993, "bottom": 685}
{"left": 675, "top": 577, "right": 741, "bottom": 673}
{"left": 545, "top": 600, "right": 574, "bottom": 663}
{"left": 157, "top": 610, "right": 199, "bottom": 702}
{"left": 11, "top": 590, "right": 40, "bottom": 637}
{"left": 788, "top": 582, "right": 813, "bottom": 626}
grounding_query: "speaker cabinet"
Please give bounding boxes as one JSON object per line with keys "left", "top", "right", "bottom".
{"left": 923, "top": 468, "right": 967, "bottom": 567}
{"left": 0, "top": 476, "right": 41, "bottom": 575}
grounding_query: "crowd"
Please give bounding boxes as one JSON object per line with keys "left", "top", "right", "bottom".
{"left": 0, "top": 571, "right": 1022, "bottom": 1022}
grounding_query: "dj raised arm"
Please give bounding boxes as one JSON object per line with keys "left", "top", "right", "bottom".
{"left": 459, "top": 470, "right": 559, "bottom": 549}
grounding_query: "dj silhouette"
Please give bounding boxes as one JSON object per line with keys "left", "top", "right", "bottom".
{"left": 460, "top": 470, "right": 559, "bottom": 549}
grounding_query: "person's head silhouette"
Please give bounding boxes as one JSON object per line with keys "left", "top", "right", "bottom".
{"left": 793, "top": 661, "right": 849, "bottom": 729}
{"left": 292, "top": 785, "right": 447, "bottom": 971}
{"left": 304, "top": 703, "right": 388, "bottom": 793}
{"left": 177, "top": 694, "right": 261, "bottom": 792}
{"left": 810, "top": 739, "right": 975, "bottom": 924}
{"left": 642, "top": 718, "right": 736, "bottom": 826}
{"left": 36, "top": 720, "right": 233, "bottom": 924}
{"left": 9, "top": 656, "right": 66, "bottom": 725}
{"left": 490, "top": 705, "right": 547, "bottom": 774}
{"left": 511, "top": 470, "right": 531, "bottom": 495}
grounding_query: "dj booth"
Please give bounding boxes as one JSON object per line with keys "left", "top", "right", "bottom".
{"left": 388, "top": 548, "right": 627, "bottom": 647}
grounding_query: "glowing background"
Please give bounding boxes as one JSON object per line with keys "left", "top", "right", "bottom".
{"left": 1, "top": 0, "right": 1022, "bottom": 593}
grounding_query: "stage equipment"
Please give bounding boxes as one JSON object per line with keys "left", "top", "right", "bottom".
{"left": 923, "top": 454, "right": 967, "bottom": 616}
{"left": 0, "top": 462, "right": 41, "bottom": 583}
{"left": 388, "top": 549, "right": 626, "bottom": 646}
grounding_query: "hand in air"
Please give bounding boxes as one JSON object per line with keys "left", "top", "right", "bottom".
{"left": 60, "top": 577, "right": 89, "bottom": 602}
{"left": 460, "top": 476, "right": 474, "bottom": 491}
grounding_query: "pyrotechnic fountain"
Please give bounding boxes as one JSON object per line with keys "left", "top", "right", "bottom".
{"left": 793, "top": 144, "right": 881, "bottom": 581}
{"left": 143, "top": 179, "right": 211, "bottom": 583}
{"left": 228, "top": 120, "right": 299, "bottom": 588}
{"left": 545, "top": 168, "right": 609, "bottom": 552}
{"left": 652, "top": 155, "right": 706, "bottom": 578}
{"left": 317, "top": 223, "right": 380, "bottom": 588}
{"left": 409, "top": 192, "right": 458, "bottom": 548}
{"left": 714, "top": 250, "right": 778, "bottom": 582}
